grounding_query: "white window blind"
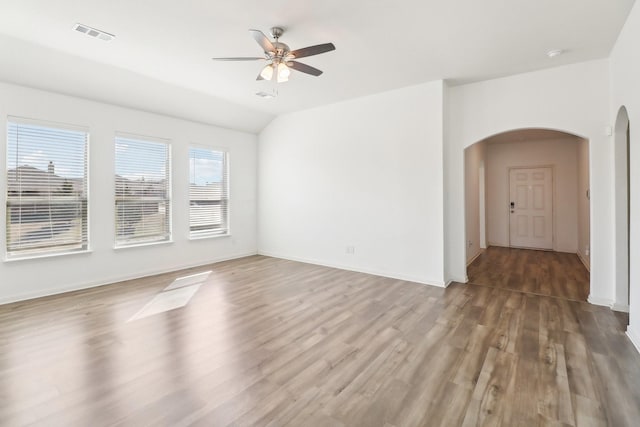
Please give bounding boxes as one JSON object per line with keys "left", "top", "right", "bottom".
{"left": 115, "top": 135, "right": 171, "bottom": 247}
{"left": 6, "top": 119, "right": 89, "bottom": 258}
{"left": 189, "top": 147, "right": 229, "bottom": 238}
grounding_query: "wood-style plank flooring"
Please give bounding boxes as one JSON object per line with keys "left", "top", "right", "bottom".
{"left": 1, "top": 255, "right": 639, "bottom": 426}
{"left": 467, "top": 247, "right": 590, "bottom": 301}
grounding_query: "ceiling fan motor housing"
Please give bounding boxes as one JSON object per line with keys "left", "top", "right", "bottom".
{"left": 270, "top": 42, "right": 290, "bottom": 59}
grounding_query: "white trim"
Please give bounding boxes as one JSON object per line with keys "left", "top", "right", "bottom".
{"left": 587, "top": 294, "right": 614, "bottom": 307}
{"left": 257, "top": 250, "right": 446, "bottom": 288}
{"left": 188, "top": 232, "right": 231, "bottom": 241}
{"left": 114, "top": 130, "right": 171, "bottom": 145}
{"left": 466, "top": 248, "right": 484, "bottom": 266}
{"left": 627, "top": 326, "right": 640, "bottom": 355}
{"left": 4, "top": 249, "right": 92, "bottom": 262}
{"left": 611, "top": 302, "right": 630, "bottom": 313}
{"left": 577, "top": 251, "right": 591, "bottom": 271}
{"left": 114, "top": 239, "right": 173, "bottom": 250}
{"left": 0, "top": 251, "right": 257, "bottom": 306}
{"left": 8, "top": 115, "right": 89, "bottom": 133}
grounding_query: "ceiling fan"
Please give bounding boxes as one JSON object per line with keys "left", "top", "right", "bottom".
{"left": 212, "top": 27, "right": 336, "bottom": 83}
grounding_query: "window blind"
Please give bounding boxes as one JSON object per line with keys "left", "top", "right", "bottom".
{"left": 189, "top": 147, "right": 229, "bottom": 238}
{"left": 115, "top": 135, "right": 171, "bottom": 247}
{"left": 6, "top": 120, "right": 89, "bottom": 258}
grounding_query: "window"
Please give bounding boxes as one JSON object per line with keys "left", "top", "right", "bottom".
{"left": 115, "top": 135, "right": 171, "bottom": 247}
{"left": 6, "top": 119, "right": 89, "bottom": 258}
{"left": 189, "top": 147, "right": 229, "bottom": 238}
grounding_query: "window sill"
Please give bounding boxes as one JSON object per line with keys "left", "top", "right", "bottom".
{"left": 4, "top": 249, "right": 92, "bottom": 263}
{"left": 189, "top": 232, "right": 231, "bottom": 241}
{"left": 114, "top": 240, "right": 174, "bottom": 250}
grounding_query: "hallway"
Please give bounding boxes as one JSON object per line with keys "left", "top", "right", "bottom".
{"left": 467, "top": 247, "right": 590, "bottom": 302}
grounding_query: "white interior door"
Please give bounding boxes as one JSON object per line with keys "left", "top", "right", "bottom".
{"left": 509, "top": 167, "right": 553, "bottom": 249}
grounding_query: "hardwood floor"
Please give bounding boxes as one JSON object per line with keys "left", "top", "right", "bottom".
{"left": 1, "top": 255, "right": 639, "bottom": 426}
{"left": 467, "top": 246, "right": 591, "bottom": 302}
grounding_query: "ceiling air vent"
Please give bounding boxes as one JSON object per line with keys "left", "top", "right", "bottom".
{"left": 72, "top": 23, "right": 115, "bottom": 41}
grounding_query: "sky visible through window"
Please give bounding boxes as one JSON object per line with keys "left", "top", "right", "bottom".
{"left": 7, "top": 122, "right": 86, "bottom": 178}
{"left": 8, "top": 124, "right": 224, "bottom": 185}
{"left": 115, "top": 137, "right": 169, "bottom": 181}
{"left": 189, "top": 147, "right": 224, "bottom": 186}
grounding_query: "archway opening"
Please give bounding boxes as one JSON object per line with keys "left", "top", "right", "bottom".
{"left": 614, "top": 106, "right": 630, "bottom": 314}
{"left": 464, "top": 128, "right": 590, "bottom": 301}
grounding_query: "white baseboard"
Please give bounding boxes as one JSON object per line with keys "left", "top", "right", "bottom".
{"left": 447, "top": 275, "right": 468, "bottom": 284}
{"left": 0, "top": 251, "right": 258, "bottom": 306}
{"left": 257, "top": 250, "right": 447, "bottom": 288}
{"left": 576, "top": 251, "right": 590, "bottom": 272}
{"left": 611, "top": 302, "right": 630, "bottom": 313}
{"left": 627, "top": 326, "right": 640, "bottom": 355}
{"left": 587, "top": 295, "right": 614, "bottom": 307}
{"left": 466, "top": 249, "right": 484, "bottom": 266}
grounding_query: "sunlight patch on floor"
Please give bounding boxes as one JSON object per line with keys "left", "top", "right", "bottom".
{"left": 128, "top": 284, "right": 201, "bottom": 321}
{"left": 164, "top": 271, "right": 211, "bottom": 291}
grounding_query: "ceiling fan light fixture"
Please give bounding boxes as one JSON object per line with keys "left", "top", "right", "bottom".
{"left": 260, "top": 64, "right": 274, "bottom": 80}
{"left": 277, "top": 62, "right": 290, "bottom": 82}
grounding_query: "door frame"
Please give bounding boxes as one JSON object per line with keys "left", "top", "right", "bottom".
{"left": 614, "top": 106, "right": 630, "bottom": 312}
{"left": 507, "top": 164, "right": 556, "bottom": 250}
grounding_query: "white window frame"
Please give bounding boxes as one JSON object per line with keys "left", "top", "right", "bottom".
{"left": 188, "top": 145, "right": 230, "bottom": 239}
{"left": 5, "top": 117, "right": 90, "bottom": 260}
{"left": 114, "top": 133, "right": 172, "bottom": 248}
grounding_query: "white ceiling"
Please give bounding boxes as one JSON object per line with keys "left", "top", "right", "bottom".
{"left": 0, "top": 0, "right": 635, "bottom": 133}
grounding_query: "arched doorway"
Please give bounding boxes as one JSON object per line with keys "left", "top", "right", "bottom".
{"left": 464, "top": 128, "right": 590, "bottom": 301}
{"left": 614, "top": 106, "right": 630, "bottom": 313}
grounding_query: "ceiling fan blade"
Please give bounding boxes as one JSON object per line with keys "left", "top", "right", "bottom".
{"left": 249, "top": 29, "right": 275, "bottom": 54}
{"left": 288, "top": 61, "right": 323, "bottom": 76}
{"left": 289, "top": 43, "right": 335, "bottom": 59}
{"left": 212, "top": 57, "right": 264, "bottom": 61}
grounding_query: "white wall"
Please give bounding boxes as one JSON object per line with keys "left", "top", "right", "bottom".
{"left": 258, "top": 81, "right": 446, "bottom": 285}
{"left": 0, "top": 82, "right": 257, "bottom": 304}
{"left": 485, "top": 138, "right": 580, "bottom": 253}
{"left": 464, "top": 141, "right": 486, "bottom": 263}
{"left": 446, "top": 59, "right": 612, "bottom": 302}
{"left": 577, "top": 138, "right": 591, "bottom": 269}
{"left": 610, "top": 0, "right": 640, "bottom": 350}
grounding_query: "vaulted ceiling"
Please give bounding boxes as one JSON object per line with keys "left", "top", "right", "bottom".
{"left": 0, "top": 0, "right": 635, "bottom": 132}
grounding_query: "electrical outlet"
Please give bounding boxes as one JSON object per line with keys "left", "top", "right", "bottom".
{"left": 346, "top": 246, "right": 355, "bottom": 254}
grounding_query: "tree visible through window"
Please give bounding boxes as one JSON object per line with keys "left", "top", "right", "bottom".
{"left": 115, "top": 135, "right": 171, "bottom": 247}
{"left": 6, "top": 119, "right": 88, "bottom": 258}
{"left": 189, "top": 147, "right": 229, "bottom": 238}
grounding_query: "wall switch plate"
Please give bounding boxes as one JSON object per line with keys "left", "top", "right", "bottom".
{"left": 346, "top": 246, "right": 355, "bottom": 254}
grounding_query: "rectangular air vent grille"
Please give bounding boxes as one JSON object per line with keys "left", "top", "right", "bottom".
{"left": 73, "top": 23, "right": 115, "bottom": 41}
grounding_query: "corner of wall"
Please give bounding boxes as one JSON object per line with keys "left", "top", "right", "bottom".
{"left": 587, "top": 294, "right": 614, "bottom": 307}
{"left": 627, "top": 325, "right": 640, "bottom": 354}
